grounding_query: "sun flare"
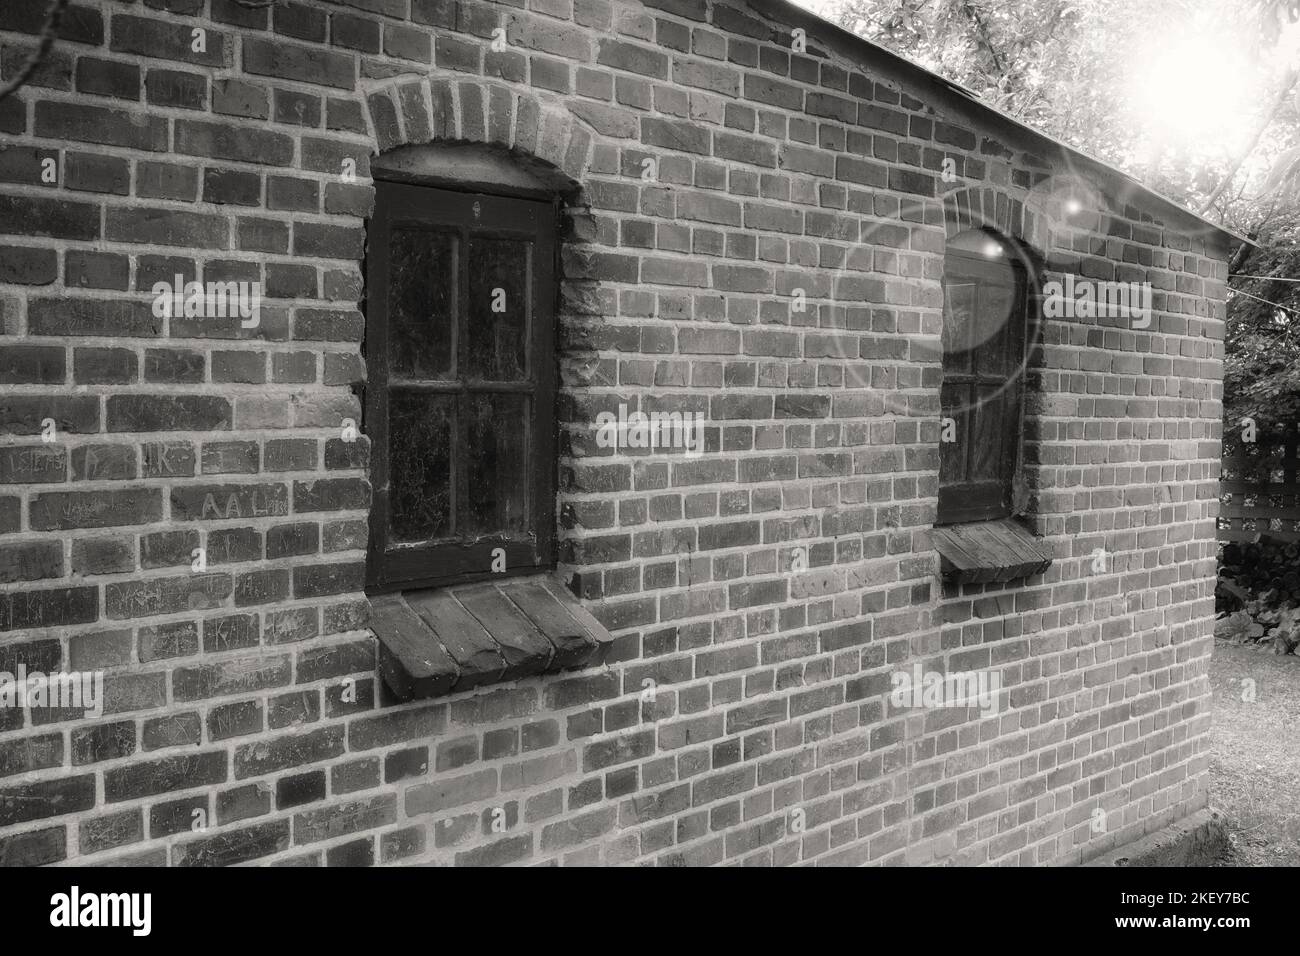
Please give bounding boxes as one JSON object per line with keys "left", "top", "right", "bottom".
{"left": 1127, "top": 29, "right": 1259, "bottom": 157}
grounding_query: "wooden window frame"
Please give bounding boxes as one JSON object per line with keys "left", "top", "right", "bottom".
{"left": 937, "top": 236, "right": 1035, "bottom": 527}
{"left": 364, "top": 178, "right": 560, "bottom": 594}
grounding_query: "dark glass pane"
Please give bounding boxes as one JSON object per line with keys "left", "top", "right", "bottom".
{"left": 463, "top": 393, "right": 528, "bottom": 535}
{"left": 389, "top": 227, "right": 455, "bottom": 379}
{"left": 467, "top": 238, "right": 528, "bottom": 381}
{"left": 942, "top": 280, "right": 975, "bottom": 374}
{"left": 389, "top": 390, "right": 453, "bottom": 542}
{"left": 971, "top": 385, "right": 1005, "bottom": 481}
{"left": 975, "top": 282, "right": 1016, "bottom": 377}
{"left": 939, "top": 382, "right": 970, "bottom": 485}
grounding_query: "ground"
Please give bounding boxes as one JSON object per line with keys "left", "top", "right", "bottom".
{"left": 1209, "top": 640, "right": 1300, "bottom": 866}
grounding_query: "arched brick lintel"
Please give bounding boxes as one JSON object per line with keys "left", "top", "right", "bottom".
{"left": 361, "top": 77, "right": 594, "bottom": 190}
{"left": 942, "top": 186, "right": 1050, "bottom": 254}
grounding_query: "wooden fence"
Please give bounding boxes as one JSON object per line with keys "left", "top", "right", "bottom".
{"left": 1219, "top": 433, "right": 1300, "bottom": 542}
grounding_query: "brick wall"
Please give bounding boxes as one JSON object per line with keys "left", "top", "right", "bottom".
{"left": 0, "top": 0, "right": 1228, "bottom": 867}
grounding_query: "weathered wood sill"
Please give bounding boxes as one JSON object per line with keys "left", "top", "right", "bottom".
{"left": 932, "top": 518, "right": 1053, "bottom": 584}
{"left": 369, "top": 574, "right": 614, "bottom": 702}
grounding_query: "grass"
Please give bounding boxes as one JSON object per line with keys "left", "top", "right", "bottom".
{"left": 1209, "top": 640, "right": 1300, "bottom": 866}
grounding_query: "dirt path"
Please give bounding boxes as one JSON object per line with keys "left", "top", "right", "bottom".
{"left": 1209, "top": 641, "right": 1300, "bottom": 866}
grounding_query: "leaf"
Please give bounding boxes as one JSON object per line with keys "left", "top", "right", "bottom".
{"left": 1220, "top": 576, "right": 1251, "bottom": 602}
{"left": 1215, "top": 610, "right": 1257, "bottom": 641}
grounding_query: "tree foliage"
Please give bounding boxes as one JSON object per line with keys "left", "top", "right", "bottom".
{"left": 1223, "top": 217, "right": 1300, "bottom": 436}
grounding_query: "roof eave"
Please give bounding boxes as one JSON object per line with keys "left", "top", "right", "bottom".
{"left": 745, "top": 0, "right": 1257, "bottom": 249}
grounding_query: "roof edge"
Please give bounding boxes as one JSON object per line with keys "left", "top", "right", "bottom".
{"left": 742, "top": 0, "right": 1256, "bottom": 249}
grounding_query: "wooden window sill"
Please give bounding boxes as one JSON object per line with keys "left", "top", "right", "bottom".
{"left": 369, "top": 574, "right": 614, "bottom": 702}
{"left": 931, "top": 518, "right": 1053, "bottom": 584}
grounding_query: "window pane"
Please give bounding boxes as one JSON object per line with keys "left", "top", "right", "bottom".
{"left": 939, "top": 382, "right": 970, "bottom": 485}
{"left": 971, "top": 385, "right": 1006, "bottom": 481}
{"left": 942, "top": 280, "right": 975, "bottom": 374}
{"left": 974, "top": 283, "right": 1015, "bottom": 377}
{"left": 389, "top": 390, "right": 454, "bottom": 542}
{"left": 467, "top": 238, "right": 528, "bottom": 382}
{"left": 389, "top": 228, "right": 455, "bottom": 379}
{"left": 463, "top": 393, "right": 529, "bottom": 535}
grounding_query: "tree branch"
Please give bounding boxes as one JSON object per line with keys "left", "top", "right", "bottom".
{"left": 1198, "top": 69, "right": 1300, "bottom": 216}
{"left": 1229, "top": 234, "right": 1256, "bottom": 274}
{"left": 0, "top": 0, "right": 70, "bottom": 105}
{"left": 957, "top": 0, "right": 1007, "bottom": 79}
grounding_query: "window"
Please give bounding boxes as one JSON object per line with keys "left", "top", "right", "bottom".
{"left": 364, "top": 179, "right": 558, "bottom": 592}
{"left": 937, "top": 229, "right": 1033, "bottom": 526}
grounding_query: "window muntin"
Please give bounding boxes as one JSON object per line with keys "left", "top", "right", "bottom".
{"left": 365, "top": 181, "right": 558, "bottom": 592}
